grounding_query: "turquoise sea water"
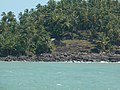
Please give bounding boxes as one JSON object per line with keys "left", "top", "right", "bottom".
{"left": 0, "top": 62, "right": 120, "bottom": 90}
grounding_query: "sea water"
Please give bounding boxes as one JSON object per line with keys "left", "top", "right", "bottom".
{"left": 0, "top": 62, "right": 120, "bottom": 90}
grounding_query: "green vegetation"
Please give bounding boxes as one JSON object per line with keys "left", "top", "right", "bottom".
{"left": 0, "top": 0, "right": 120, "bottom": 57}
{"left": 54, "top": 40, "right": 95, "bottom": 53}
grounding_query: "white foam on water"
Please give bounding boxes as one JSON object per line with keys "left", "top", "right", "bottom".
{"left": 99, "top": 72, "right": 102, "bottom": 74}
{"left": 56, "top": 84, "right": 62, "bottom": 86}
{"left": 85, "top": 61, "right": 92, "bottom": 63}
{"left": 57, "top": 72, "right": 62, "bottom": 74}
{"left": 117, "top": 61, "right": 120, "bottom": 63}
{"left": 100, "top": 61, "right": 108, "bottom": 63}
{"left": 8, "top": 70, "right": 13, "bottom": 73}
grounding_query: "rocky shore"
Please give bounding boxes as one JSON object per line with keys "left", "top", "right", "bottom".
{"left": 0, "top": 52, "right": 120, "bottom": 62}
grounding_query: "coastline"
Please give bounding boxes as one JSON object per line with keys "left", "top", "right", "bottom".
{"left": 0, "top": 53, "right": 120, "bottom": 63}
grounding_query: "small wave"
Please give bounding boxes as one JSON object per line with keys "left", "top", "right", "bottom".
{"left": 117, "top": 61, "right": 120, "bottom": 63}
{"left": 99, "top": 72, "right": 102, "bottom": 74}
{"left": 56, "top": 84, "right": 62, "bottom": 86}
{"left": 57, "top": 72, "right": 62, "bottom": 74}
{"left": 100, "top": 61, "right": 108, "bottom": 63}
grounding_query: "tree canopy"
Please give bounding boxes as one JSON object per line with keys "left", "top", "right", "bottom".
{"left": 0, "top": 0, "right": 120, "bottom": 56}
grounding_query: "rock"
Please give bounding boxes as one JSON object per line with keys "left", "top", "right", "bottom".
{"left": 0, "top": 52, "right": 120, "bottom": 62}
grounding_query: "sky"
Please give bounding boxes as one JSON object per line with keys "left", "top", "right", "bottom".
{"left": 0, "top": 0, "right": 119, "bottom": 19}
{"left": 0, "top": 0, "right": 56, "bottom": 19}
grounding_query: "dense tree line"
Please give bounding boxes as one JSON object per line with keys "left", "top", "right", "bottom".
{"left": 0, "top": 0, "right": 120, "bottom": 56}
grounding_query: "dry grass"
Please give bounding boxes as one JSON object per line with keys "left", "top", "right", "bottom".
{"left": 54, "top": 39, "right": 95, "bottom": 53}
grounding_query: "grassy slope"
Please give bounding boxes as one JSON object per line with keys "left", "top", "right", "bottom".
{"left": 54, "top": 40, "right": 95, "bottom": 53}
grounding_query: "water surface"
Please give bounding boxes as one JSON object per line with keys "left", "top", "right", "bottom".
{"left": 0, "top": 62, "right": 120, "bottom": 90}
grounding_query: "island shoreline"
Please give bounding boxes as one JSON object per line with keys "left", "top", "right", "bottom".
{"left": 0, "top": 53, "right": 120, "bottom": 63}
